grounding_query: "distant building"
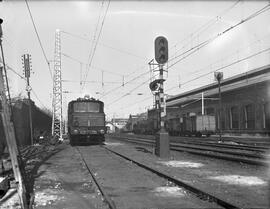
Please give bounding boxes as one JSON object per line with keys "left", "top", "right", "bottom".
{"left": 106, "top": 122, "right": 117, "bottom": 133}
{"left": 165, "top": 64, "right": 270, "bottom": 136}
{"left": 126, "top": 112, "right": 147, "bottom": 131}
{"left": 111, "top": 118, "right": 129, "bottom": 132}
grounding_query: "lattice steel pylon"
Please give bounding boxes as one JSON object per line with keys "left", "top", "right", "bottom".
{"left": 52, "top": 29, "right": 63, "bottom": 140}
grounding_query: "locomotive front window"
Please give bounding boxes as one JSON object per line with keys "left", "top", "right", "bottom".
{"left": 73, "top": 102, "right": 100, "bottom": 112}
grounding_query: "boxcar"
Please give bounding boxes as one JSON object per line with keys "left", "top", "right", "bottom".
{"left": 180, "top": 115, "right": 215, "bottom": 137}
{"left": 68, "top": 97, "right": 106, "bottom": 145}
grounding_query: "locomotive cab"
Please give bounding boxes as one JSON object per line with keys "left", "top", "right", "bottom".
{"left": 68, "top": 97, "right": 106, "bottom": 145}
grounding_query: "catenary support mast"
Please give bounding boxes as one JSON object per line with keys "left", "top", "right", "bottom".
{"left": 52, "top": 29, "right": 63, "bottom": 140}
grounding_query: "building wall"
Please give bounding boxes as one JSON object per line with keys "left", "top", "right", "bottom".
{"left": 0, "top": 99, "right": 52, "bottom": 151}
{"left": 173, "top": 81, "right": 270, "bottom": 135}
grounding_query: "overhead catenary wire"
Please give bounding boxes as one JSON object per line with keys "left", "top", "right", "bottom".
{"left": 61, "top": 30, "right": 147, "bottom": 61}
{"left": 172, "top": 0, "right": 241, "bottom": 55}
{"left": 99, "top": 70, "right": 149, "bottom": 99}
{"left": 3, "top": 62, "right": 51, "bottom": 111}
{"left": 85, "top": 0, "right": 105, "bottom": 69}
{"left": 167, "top": 47, "right": 270, "bottom": 92}
{"left": 188, "top": 33, "right": 270, "bottom": 76}
{"left": 62, "top": 79, "right": 129, "bottom": 84}
{"left": 62, "top": 52, "right": 124, "bottom": 77}
{"left": 24, "top": 0, "right": 53, "bottom": 81}
{"left": 100, "top": 1, "right": 241, "bottom": 100}
{"left": 118, "top": 46, "right": 270, "bottom": 112}
{"left": 169, "top": 3, "right": 270, "bottom": 69}
{"left": 105, "top": 3, "right": 270, "bottom": 106}
{"left": 82, "top": 0, "right": 111, "bottom": 91}
{"left": 101, "top": 2, "right": 270, "bottom": 101}
{"left": 99, "top": 1, "right": 242, "bottom": 115}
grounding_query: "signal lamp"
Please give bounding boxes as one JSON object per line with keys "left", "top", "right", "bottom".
{"left": 149, "top": 79, "right": 165, "bottom": 92}
{"left": 155, "top": 36, "right": 168, "bottom": 64}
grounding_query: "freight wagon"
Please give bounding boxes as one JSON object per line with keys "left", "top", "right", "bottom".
{"left": 180, "top": 115, "right": 215, "bottom": 137}
{"left": 129, "top": 108, "right": 215, "bottom": 137}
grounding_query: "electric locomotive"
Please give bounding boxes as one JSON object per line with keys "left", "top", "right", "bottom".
{"left": 67, "top": 96, "right": 106, "bottom": 145}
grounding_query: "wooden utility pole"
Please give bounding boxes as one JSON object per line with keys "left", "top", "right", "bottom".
{"left": 22, "top": 54, "right": 33, "bottom": 145}
{"left": 214, "top": 72, "right": 223, "bottom": 141}
{"left": 0, "top": 18, "right": 28, "bottom": 209}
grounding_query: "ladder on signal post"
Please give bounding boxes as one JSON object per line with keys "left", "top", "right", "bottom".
{"left": 0, "top": 66, "right": 28, "bottom": 209}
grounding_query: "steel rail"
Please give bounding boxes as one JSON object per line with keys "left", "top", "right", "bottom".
{"left": 110, "top": 136, "right": 267, "bottom": 166}
{"left": 171, "top": 136, "right": 270, "bottom": 148}
{"left": 114, "top": 136, "right": 265, "bottom": 158}
{"left": 75, "top": 147, "right": 117, "bottom": 209}
{"left": 117, "top": 135, "right": 267, "bottom": 153}
{"left": 171, "top": 141, "right": 268, "bottom": 152}
{"left": 171, "top": 143, "right": 264, "bottom": 159}
{"left": 125, "top": 134, "right": 270, "bottom": 149}
{"left": 103, "top": 146, "right": 240, "bottom": 209}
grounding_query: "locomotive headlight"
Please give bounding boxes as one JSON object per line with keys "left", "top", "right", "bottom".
{"left": 99, "top": 129, "right": 105, "bottom": 134}
{"left": 73, "top": 129, "right": 79, "bottom": 134}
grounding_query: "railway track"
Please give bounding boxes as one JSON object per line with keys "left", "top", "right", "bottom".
{"left": 110, "top": 135, "right": 268, "bottom": 166}
{"left": 74, "top": 144, "right": 241, "bottom": 209}
{"left": 131, "top": 134, "right": 270, "bottom": 150}
{"left": 130, "top": 134, "right": 270, "bottom": 148}
{"left": 103, "top": 146, "right": 241, "bottom": 209}
{"left": 75, "top": 147, "right": 117, "bottom": 209}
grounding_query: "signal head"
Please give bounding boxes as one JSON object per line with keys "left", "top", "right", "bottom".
{"left": 155, "top": 36, "right": 168, "bottom": 64}
{"left": 0, "top": 19, "right": 3, "bottom": 37}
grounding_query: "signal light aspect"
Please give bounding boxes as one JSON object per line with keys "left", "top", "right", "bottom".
{"left": 155, "top": 36, "right": 168, "bottom": 64}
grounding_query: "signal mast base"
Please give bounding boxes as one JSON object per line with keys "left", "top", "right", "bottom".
{"left": 155, "top": 130, "right": 170, "bottom": 158}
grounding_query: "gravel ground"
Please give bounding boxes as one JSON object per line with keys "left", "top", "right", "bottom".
{"left": 107, "top": 136, "right": 269, "bottom": 209}
{"left": 0, "top": 143, "right": 108, "bottom": 209}
{"left": 32, "top": 143, "right": 108, "bottom": 209}
{"left": 78, "top": 145, "right": 221, "bottom": 209}
{"left": 1, "top": 137, "right": 268, "bottom": 209}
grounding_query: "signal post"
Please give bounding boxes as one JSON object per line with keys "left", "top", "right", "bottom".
{"left": 22, "top": 54, "right": 33, "bottom": 145}
{"left": 149, "top": 36, "right": 170, "bottom": 158}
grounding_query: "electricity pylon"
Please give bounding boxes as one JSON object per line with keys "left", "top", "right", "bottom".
{"left": 52, "top": 29, "right": 63, "bottom": 140}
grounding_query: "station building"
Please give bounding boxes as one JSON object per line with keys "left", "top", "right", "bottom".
{"left": 112, "top": 118, "right": 129, "bottom": 130}
{"left": 106, "top": 118, "right": 130, "bottom": 133}
{"left": 166, "top": 64, "right": 270, "bottom": 136}
{"left": 126, "top": 113, "right": 148, "bottom": 132}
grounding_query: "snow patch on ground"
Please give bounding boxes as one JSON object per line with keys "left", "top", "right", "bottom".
{"left": 34, "top": 189, "right": 63, "bottom": 206}
{"left": 223, "top": 141, "right": 239, "bottom": 145}
{"left": 153, "top": 186, "right": 185, "bottom": 197}
{"left": 104, "top": 142, "right": 123, "bottom": 146}
{"left": 159, "top": 160, "right": 204, "bottom": 168}
{"left": 208, "top": 175, "right": 267, "bottom": 186}
{"left": 0, "top": 188, "right": 21, "bottom": 209}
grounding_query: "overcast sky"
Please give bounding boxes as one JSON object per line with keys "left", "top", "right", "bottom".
{"left": 1, "top": 0, "right": 270, "bottom": 120}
